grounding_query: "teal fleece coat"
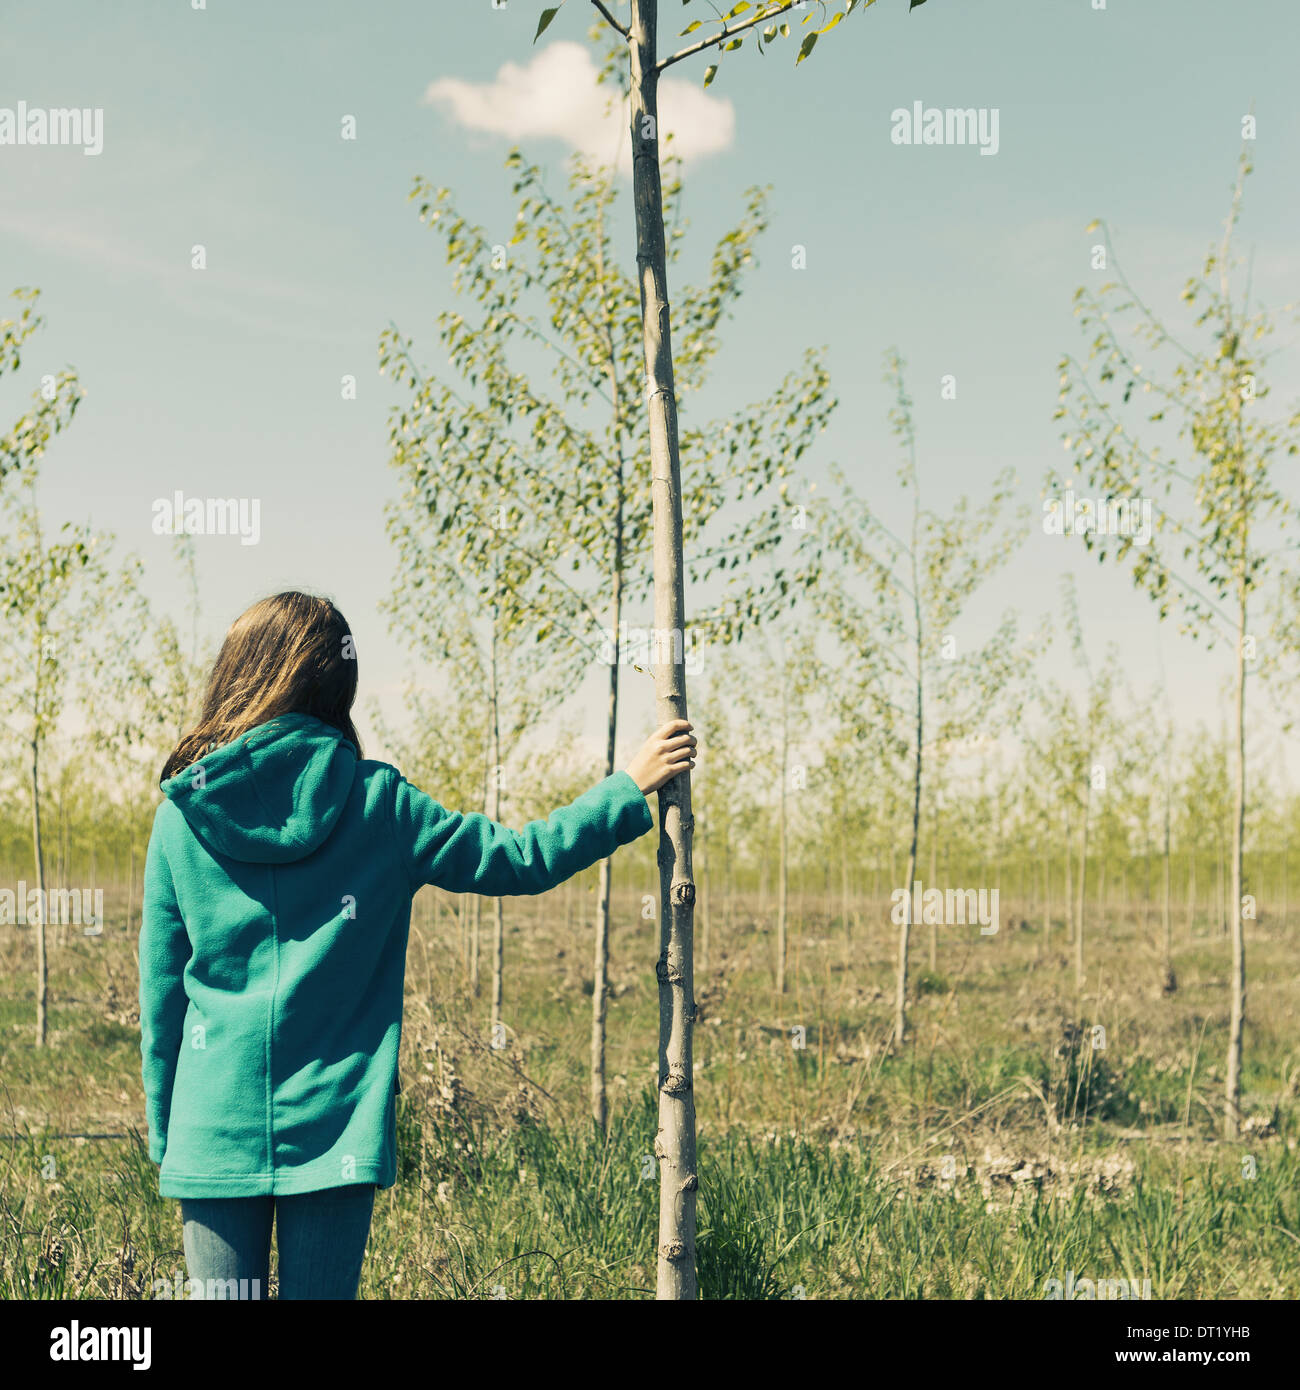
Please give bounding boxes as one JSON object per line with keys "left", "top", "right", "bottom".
{"left": 139, "top": 712, "right": 653, "bottom": 1198}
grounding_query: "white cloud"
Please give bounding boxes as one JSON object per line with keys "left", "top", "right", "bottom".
{"left": 422, "top": 41, "right": 734, "bottom": 174}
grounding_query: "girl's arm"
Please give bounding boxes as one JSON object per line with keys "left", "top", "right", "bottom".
{"left": 138, "top": 811, "right": 192, "bottom": 1164}
{"left": 390, "top": 720, "right": 696, "bottom": 897}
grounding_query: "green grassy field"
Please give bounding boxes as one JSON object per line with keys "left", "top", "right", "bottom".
{"left": 2, "top": 883, "right": 1296, "bottom": 1299}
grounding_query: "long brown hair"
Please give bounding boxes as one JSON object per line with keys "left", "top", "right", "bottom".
{"left": 161, "top": 591, "right": 361, "bottom": 782}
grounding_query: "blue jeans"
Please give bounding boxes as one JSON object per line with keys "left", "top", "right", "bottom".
{"left": 180, "top": 1184, "right": 376, "bottom": 1300}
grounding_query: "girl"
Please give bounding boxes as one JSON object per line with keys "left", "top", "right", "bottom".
{"left": 139, "top": 590, "right": 695, "bottom": 1300}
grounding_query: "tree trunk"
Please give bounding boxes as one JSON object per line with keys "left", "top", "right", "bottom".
{"left": 1041, "top": 834, "right": 1051, "bottom": 957}
{"left": 126, "top": 834, "right": 136, "bottom": 938}
{"left": 725, "top": 829, "right": 734, "bottom": 940}
{"left": 470, "top": 895, "right": 482, "bottom": 996}
{"left": 845, "top": 834, "right": 856, "bottom": 945}
{"left": 776, "top": 684, "right": 788, "bottom": 996}
{"left": 1063, "top": 801, "right": 1074, "bottom": 948}
{"left": 1224, "top": 585, "right": 1247, "bottom": 1140}
{"left": 1075, "top": 776, "right": 1091, "bottom": 993}
{"left": 591, "top": 581, "right": 622, "bottom": 1132}
{"left": 928, "top": 822, "right": 938, "bottom": 973}
{"left": 471, "top": 732, "right": 489, "bottom": 998}
{"left": 628, "top": 0, "right": 698, "bottom": 1300}
{"left": 489, "top": 613, "right": 505, "bottom": 1043}
{"left": 1187, "top": 854, "right": 1196, "bottom": 939}
{"left": 1217, "top": 835, "right": 1225, "bottom": 936}
{"left": 1162, "top": 768, "right": 1175, "bottom": 991}
{"left": 458, "top": 893, "right": 469, "bottom": 976}
{"left": 1097, "top": 852, "right": 1106, "bottom": 933}
{"left": 699, "top": 810, "right": 710, "bottom": 972}
{"left": 895, "top": 548, "right": 924, "bottom": 1048}
{"left": 31, "top": 736, "right": 49, "bottom": 1047}
{"left": 1283, "top": 842, "right": 1289, "bottom": 930}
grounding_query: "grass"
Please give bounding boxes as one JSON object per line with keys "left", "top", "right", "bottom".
{"left": 1, "top": 882, "right": 1297, "bottom": 1298}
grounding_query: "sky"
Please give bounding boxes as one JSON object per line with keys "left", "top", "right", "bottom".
{"left": 2, "top": 0, "right": 1298, "bottom": 775}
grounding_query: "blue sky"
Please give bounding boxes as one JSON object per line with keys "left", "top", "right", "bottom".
{"left": 2, "top": 0, "right": 1297, "bottom": 772}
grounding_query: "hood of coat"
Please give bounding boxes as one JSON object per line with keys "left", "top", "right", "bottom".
{"left": 160, "top": 713, "right": 359, "bottom": 864}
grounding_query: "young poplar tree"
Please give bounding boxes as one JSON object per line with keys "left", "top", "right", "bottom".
{"left": 808, "top": 349, "right": 1024, "bottom": 1047}
{"left": 381, "top": 141, "right": 830, "bottom": 1130}
{"left": 380, "top": 554, "right": 558, "bottom": 1034}
{"left": 534, "top": 0, "right": 924, "bottom": 1299}
{"left": 1055, "top": 150, "right": 1300, "bottom": 1137}
{"left": 86, "top": 537, "right": 208, "bottom": 932}
{"left": 0, "top": 289, "right": 100, "bottom": 1044}
{"left": 1023, "top": 575, "right": 1126, "bottom": 997}
{"left": 0, "top": 466, "right": 102, "bottom": 1046}
{"left": 371, "top": 669, "right": 495, "bottom": 985}
{"left": 719, "top": 626, "right": 815, "bottom": 995}
{"left": 817, "top": 691, "right": 872, "bottom": 955}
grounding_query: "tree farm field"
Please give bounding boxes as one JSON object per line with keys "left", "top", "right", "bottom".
{"left": 4, "top": 0, "right": 1300, "bottom": 1319}
{"left": 2, "top": 869, "right": 1296, "bottom": 1300}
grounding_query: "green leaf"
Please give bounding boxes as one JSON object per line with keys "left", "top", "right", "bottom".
{"left": 534, "top": 5, "right": 561, "bottom": 42}
{"left": 703, "top": 63, "right": 718, "bottom": 87}
{"left": 796, "top": 30, "right": 818, "bottom": 63}
{"left": 910, "top": 0, "right": 928, "bottom": 8}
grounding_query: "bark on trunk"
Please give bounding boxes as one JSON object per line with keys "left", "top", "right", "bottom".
{"left": 489, "top": 613, "right": 505, "bottom": 1042}
{"left": 1075, "top": 774, "right": 1091, "bottom": 993}
{"left": 1041, "top": 837, "right": 1051, "bottom": 958}
{"left": 471, "top": 732, "right": 489, "bottom": 997}
{"left": 31, "top": 737, "right": 49, "bottom": 1048}
{"left": 1187, "top": 855, "right": 1196, "bottom": 939}
{"left": 1162, "top": 766, "right": 1175, "bottom": 991}
{"left": 591, "top": 582, "right": 621, "bottom": 1131}
{"left": 776, "top": 682, "right": 788, "bottom": 996}
{"left": 1224, "top": 585, "right": 1247, "bottom": 1139}
{"left": 1063, "top": 802, "right": 1074, "bottom": 948}
{"left": 895, "top": 517, "right": 923, "bottom": 1048}
{"left": 1217, "top": 836, "right": 1225, "bottom": 936}
{"left": 628, "top": 0, "right": 698, "bottom": 1300}
{"left": 699, "top": 809, "right": 710, "bottom": 972}
{"left": 839, "top": 838, "right": 849, "bottom": 945}
{"left": 928, "top": 826, "right": 938, "bottom": 973}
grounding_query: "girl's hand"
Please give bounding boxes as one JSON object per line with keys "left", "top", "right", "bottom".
{"left": 626, "top": 720, "right": 697, "bottom": 795}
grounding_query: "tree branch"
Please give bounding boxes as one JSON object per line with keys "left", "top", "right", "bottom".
{"left": 658, "top": 0, "right": 804, "bottom": 72}
{"left": 590, "top": 0, "right": 630, "bottom": 38}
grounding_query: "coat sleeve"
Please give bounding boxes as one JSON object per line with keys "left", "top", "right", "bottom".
{"left": 138, "top": 811, "right": 192, "bottom": 1165}
{"left": 389, "top": 768, "right": 654, "bottom": 897}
